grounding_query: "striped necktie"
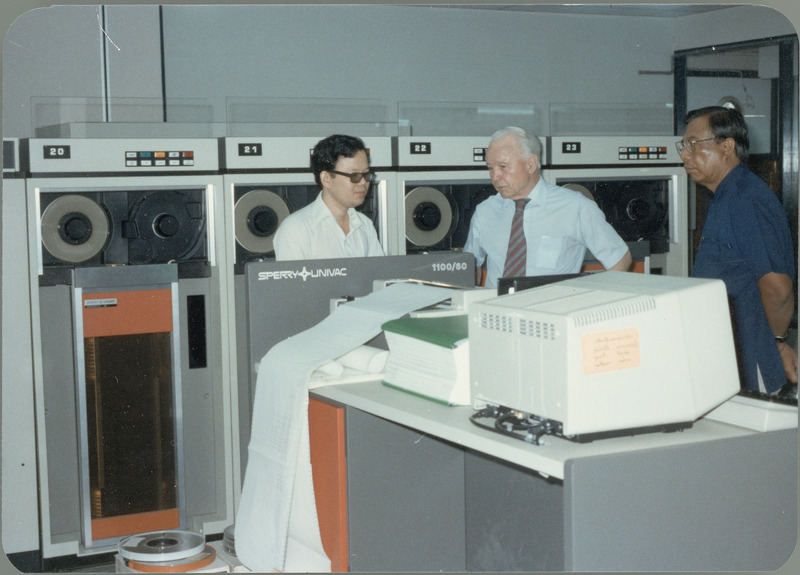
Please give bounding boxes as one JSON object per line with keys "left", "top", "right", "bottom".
{"left": 503, "top": 198, "right": 530, "bottom": 278}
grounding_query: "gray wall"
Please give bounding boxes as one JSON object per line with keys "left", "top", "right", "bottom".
{"left": 2, "top": 4, "right": 797, "bottom": 139}
{"left": 3, "top": 5, "right": 163, "bottom": 136}
{"left": 160, "top": 4, "right": 676, "bottom": 126}
{"left": 674, "top": 4, "right": 796, "bottom": 48}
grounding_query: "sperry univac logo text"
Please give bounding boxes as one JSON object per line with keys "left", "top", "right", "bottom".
{"left": 257, "top": 266, "right": 347, "bottom": 281}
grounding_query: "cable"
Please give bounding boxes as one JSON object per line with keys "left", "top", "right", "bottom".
{"left": 470, "top": 405, "right": 556, "bottom": 445}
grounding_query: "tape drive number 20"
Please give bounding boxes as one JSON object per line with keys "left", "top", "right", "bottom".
{"left": 43, "top": 145, "right": 71, "bottom": 159}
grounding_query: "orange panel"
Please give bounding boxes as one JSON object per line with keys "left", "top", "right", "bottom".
{"left": 91, "top": 508, "right": 180, "bottom": 541}
{"left": 127, "top": 548, "right": 216, "bottom": 573}
{"left": 309, "top": 398, "right": 348, "bottom": 572}
{"left": 82, "top": 288, "right": 173, "bottom": 338}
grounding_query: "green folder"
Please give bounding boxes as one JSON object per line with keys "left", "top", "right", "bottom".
{"left": 381, "top": 314, "right": 468, "bottom": 349}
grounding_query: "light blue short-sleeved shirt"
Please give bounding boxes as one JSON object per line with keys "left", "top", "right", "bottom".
{"left": 464, "top": 177, "right": 628, "bottom": 288}
{"left": 273, "top": 193, "right": 384, "bottom": 261}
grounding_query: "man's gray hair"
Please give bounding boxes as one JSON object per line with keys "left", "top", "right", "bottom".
{"left": 489, "top": 126, "right": 542, "bottom": 160}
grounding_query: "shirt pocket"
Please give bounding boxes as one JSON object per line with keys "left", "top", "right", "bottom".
{"left": 695, "top": 236, "right": 740, "bottom": 279}
{"left": 536, "top": 236, "right": 563, "bottom": 269}
{"left": 701, "top": 236, "right": 739, "bottom": 260}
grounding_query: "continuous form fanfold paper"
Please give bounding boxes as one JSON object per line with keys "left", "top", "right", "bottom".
{"left": 235, "top": 282, "right": 453, "bottom": 573}
{"left": 314, "top": 345, "right": 389, "bottom": 379}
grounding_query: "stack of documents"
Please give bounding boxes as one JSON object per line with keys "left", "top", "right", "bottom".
{"left": 382, "top": 314, "right": 470, "bottom": 405}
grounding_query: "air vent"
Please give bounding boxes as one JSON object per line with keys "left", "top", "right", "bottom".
{"left": 573, "top": 296, "right": 656, "bottom": 327}
{"left": 479, "top": 312, "right": 513, "bottom": 333}
{"left": 519, "top": 319, "right": 557, "bottom": 340}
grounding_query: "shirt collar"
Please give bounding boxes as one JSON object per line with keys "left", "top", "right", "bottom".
{"left": 501, "top": 178, "right": 545, "bottom": 208}
{"left": 528, "top": 177, "right": 547, "bottom": 206}
{"left": 713, "top": 162, "right": 746, "bottom": 201}
{"left": 311, "top": 192, "right": 361, "bottom": 229}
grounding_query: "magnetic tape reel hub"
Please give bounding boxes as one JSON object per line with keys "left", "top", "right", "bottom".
{"left": 234, "top": 188, "right": 292, "bottom": 254}
{"left": 126, "top": 191, "right": 206, "bottom": 264}
{"left": 40, "top": 194, "right": 110, "bottom": 263}
{"left": 405, "top": 186, "right": 457, "bottom": 247}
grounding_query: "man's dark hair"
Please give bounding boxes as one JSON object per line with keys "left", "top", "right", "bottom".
{"left": 685, "top": 106, "right": 750, "bottom": 163}
{"left": 310, "top": 134, "right": 369, "bottom": 186}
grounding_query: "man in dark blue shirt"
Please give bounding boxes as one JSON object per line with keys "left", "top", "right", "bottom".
{"left": 679, "top": 106, "right": 797, "bottom": 393}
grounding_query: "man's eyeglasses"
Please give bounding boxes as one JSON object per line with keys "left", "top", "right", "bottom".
{"left": 675, "top": 137, "right": 716, "bottom": 155}
{"left": 329, "top": 170, "right": 377, "bottom": 183}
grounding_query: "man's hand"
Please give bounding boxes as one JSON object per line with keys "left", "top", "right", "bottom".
{"left": 778, "top": 341, "right": 799, "bottom": 384}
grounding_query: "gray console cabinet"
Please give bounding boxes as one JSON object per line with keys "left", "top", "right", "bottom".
{"left": 339, "top": 402, "right": 796, "bottom": 572}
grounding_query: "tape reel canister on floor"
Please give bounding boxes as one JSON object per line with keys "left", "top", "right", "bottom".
{"left": 405, "top": 186, "right": 457, "bottom": 248}
{"left": 40, "top": 194, "right": 111, "bottom": 263}
{"left": 119, "top": 530, "right": 215, "bottom": 572}
{"left": 234, "top": 189, "right": 292, "bottom": 254}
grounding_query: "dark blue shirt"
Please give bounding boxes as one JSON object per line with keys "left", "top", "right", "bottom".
{"left": 691, "top": 163, "right": 795, "bottom": 392}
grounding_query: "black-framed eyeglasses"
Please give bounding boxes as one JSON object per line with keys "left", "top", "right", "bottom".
{"left": 329, "top": 170, "right": 376, "bottom": 183}
{"left": 675, "top": 137, "right": 716, "bottom": 155}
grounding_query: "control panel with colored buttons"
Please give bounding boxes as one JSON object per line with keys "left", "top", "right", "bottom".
{"left": 549, "top": 136, "right": 680, "bottom": 166}
{"left": 126, "top": 150, "right": 195, "bottom": 167}
{"left": 618, "top": 146, "right": 669, "bottom": 161}
{"left": 27, "top": 139, "right": 219, "bottom": 174}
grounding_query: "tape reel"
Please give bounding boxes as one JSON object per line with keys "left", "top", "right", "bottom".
{"left": 119, "top": 530, "right": 206, "bottom": 563}
{"left": 126, "top": 546, "right": 216, "bottom": 573}
{"left": 126, "top": 191, "right": 206, "bottom": 264}
{"left": 405, "top": 186, "right": 457, "bottom": 248}
{"left": 234, "top": 189, "right": 292, "bottom": 254}
{"left": 559, "top": 180, "right": 668, "bottom": 242}
{"left": 40, "top": 194, "right": 110, "bottom": 263}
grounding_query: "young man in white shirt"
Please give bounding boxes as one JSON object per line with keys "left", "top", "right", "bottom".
{"left": 273, "top": 134, "right": 384, "bottom": 260}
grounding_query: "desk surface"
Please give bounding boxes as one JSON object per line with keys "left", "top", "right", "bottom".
{"left": 311, "top": 379, "right": 764, "bottom": 479}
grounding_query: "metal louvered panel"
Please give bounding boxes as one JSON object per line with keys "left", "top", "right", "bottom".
{"left": 519, "top": 319, "right": 557, "bottom": 340}
{"left": 573, "top": 297, "right": 656, "bottom": 328}
{"left": 479, "top": 311, "right": 513, "bottom": 333}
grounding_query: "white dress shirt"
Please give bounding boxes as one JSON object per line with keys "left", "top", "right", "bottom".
{"left": 273, "top": 193, "right": 384, "bottom": 261}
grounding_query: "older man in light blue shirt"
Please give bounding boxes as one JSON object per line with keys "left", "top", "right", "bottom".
{"left": 464, "top": 127, "right": 631, "bottom": 288}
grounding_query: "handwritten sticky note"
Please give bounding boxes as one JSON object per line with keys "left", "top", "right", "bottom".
{"left": 582, "top": 328, "right": 640, "bottom": 375}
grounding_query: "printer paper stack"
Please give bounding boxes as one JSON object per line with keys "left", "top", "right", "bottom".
{"left": 382, "top": 315, "right": 470, "bottom": 405}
